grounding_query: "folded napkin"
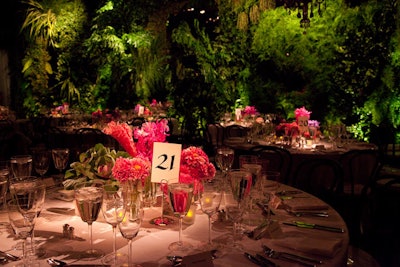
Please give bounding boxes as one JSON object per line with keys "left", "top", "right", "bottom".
{"left": 273, "top": 235, "right": 343, "bottom": 258}
{"left": 281, "top": 197, "right": 329, "bottom": 212}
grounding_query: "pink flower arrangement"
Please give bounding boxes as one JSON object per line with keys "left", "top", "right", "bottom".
{"left": 103, "top": 121, "right": 137, "bottom": 157}
{"left": 112, "top": 156, "right": 151, "bottom": 183}
{"left": 242, "top": 106, "right": 259, "bottom": 116}
{"left": 134, "top": 119, "right": 170, "bottom": 161}
{"left": 179, "top": 146, "right": 216, "bottom": 194}
{"left": 294, "top": 106, "right": 312, "bottom": 120}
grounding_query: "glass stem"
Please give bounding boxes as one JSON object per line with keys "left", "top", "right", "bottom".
{"left": 31, "top": 229, "right": 35, "bottom": 255}
{"left": 128, "top": 239, "right": 133, "bottom": 267}
{"left": 88, "top": 223, "right": 93, "bottom": 252}
{"left": 22, "top": 238, "right": 27, "bottom": 265}
{"left": 178, "top": 216, "right": 183, "bottom": 245}
{"left": 208, "top": 215, "right": 212, "bottom": 245}
{"left": 112, "top": 225, "right": 117, "bottom": 265}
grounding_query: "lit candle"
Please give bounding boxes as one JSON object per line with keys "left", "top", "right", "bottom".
{"left": 183, "top": 204, "right": 196, "bottom": 225}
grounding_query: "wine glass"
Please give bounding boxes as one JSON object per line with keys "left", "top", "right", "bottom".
{"left": 10, "top": 155, "right": 32, "bottom": 178}
{"left": 74, "top": 182, "right": 104, "bottom": 260}
{"left": 101, "top": 186, "right": 127, "bottom": 266}
{"left": 198, "top": 179, "right": 223, "bottom": 251}
{"left": 7, "top": 199, "right": 37, "bottom": 266}
{"left": 225, "top": 170, "right": 252, "bottom": 250}
{"left": 52, "top": 148, "right": 69, "bottom": 173}
{"left": 167, "top": 182, "right": 194, "bottom": 252}
{"left": 215, "top": 148, "right": 234, "bottom": 176}
{"left": 0, "top": 161, "right": 10, "bottom": 212}
{"left": 9, "top": 177, "right": 46, "bottom": 256}
{"left": 118, "top": 196, "right": 144, "bottom": 267}
{"left": 32, "top": 150, "right": 51, "bottom": 177}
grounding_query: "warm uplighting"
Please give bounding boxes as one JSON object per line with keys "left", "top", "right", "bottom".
{"left": 282, "top": 0, "right": 325, "bottom": 30}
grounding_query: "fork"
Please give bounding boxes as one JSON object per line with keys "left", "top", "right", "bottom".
{"left": 262, "top": 244, "right": 322, "bottom": 266}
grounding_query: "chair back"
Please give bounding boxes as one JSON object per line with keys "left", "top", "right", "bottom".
{"left": 339, "top": 149, "right": 381, "bottom": 197}
{"left": 249, "top": 145, "right": 292, "bottom": 184}
{"left": 206, "top": 123, "right": 224, "bottom": 149}
{"left": 224, "top": 124, "right": 248, "bottom": 138}
{"left": 292, "top": 158, "right": 344, "bottom": 206}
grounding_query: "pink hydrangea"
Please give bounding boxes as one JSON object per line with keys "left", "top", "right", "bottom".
{"left": 103, "top": 121, "right": 137, "bottom": 157}
{"left": 112, "top": 156, "right": 150, "bottom": 183}
{"left": 242, "top": 106, "right": 259, "bottom": 116}
{"left": 134, "top": 119, "right": 170, "bottom": 161}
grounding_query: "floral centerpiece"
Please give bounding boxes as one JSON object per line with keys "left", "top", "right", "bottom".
{"left": 63, "top": 118, "right": 215, "bottom": 196}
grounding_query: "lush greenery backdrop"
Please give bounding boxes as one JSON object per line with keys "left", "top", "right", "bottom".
{"left": 9, "top": 0, "right": 400, "bottom": 143}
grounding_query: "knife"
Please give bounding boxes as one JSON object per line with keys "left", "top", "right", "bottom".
{"left": 283, "top": 221, "right": 345, "bottom": 233}
{"left": 0, "top": 250, "right": 20, "bottom": 261}
{"left": 244, "top": 252, "right": 270, "bottom": 267}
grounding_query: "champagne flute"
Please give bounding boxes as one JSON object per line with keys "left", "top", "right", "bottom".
{"left": 32, "top": 150, "right": 51, "bottom": 177}
{"left": 198, "top": 179, "right": 223, "bottom": 251}
{"left": 74, "top": 182, "right": 104, "bottom": 260}
{"left": 101, "top": 186, "right": 127, "bottom": 266}
{"left": 167, "top": 182, "right": 194, "bottom": 252}
{"left": 118, "top": 196, "right": 143, "bottom": 267}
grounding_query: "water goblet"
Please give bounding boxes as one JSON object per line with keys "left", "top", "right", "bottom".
{"left": 74, "top": 181, "right": 104, "bottom": 260}
{"left": 167, "top": 182, "right": 194, "bottom": 252}
{"left": 0, "top": 161, "right": 10, "bottom": 211}
{"left": 101, "top": 186, "right": 127, "bottom": 266}
{"left": 10, "top": 155, "right": 32, "bottom": 178}
{"left": 198, "top": 179, "right": 223, "bottom": 251}
{"left": 118, "top": 197, "right": 144, "bottom": 267}
{"left": 32, "top": 149, "right": 51, "bottom": 177}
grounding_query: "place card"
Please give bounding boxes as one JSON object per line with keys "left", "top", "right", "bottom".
{"left": 151, "top": 142, "right": 181, "bottom": 183}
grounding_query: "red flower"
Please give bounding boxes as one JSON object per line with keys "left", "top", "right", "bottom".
{"left": 103, "top": 121, "right": 137, "bottom": 157}
{"left": 112, "top": 156, "right": 150, "bottom": 183}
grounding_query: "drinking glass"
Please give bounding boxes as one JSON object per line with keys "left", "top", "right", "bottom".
{"left": 74, "top": 182, "right": 104, "bottom": 260}
{"left": 10, "top": 155, "right": 32, "bottom": 178}
{"left": 198, "top": 179, "right": 223, "bottom": 251}
{"left": 52, "top": 148, "right": 70, "bottom": 173}
{"left": 9, "top": 177, "right": 46, "bottom": 255}
{"left": 118, "top": 196, "right": 143, "bottom": 267}
{"left": 215, "top": 148, "right": 234, "bottom": 175}
{"left": 101, "top": 186, "right": 127, "bottom": 266}
{"left": 150, "top": 179, "right": 174, "bottom": 226}
{"left": 7, "top": 199, "right": 37, "bottom": 266}
{"left": 0, "top": 161, "right": 10, "bottom": 211}
{"left": 167, "top": 182, "right": 194, "bottom": 252}
{"left": 32, "top": 150, "right": 51, "bottom": 177}
{"left": 225, "top": 170, "right": 252, "bottom": 250}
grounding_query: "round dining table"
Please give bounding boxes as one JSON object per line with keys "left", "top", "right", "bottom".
{"left": 0, "top": 179, "right": 349, "bottom": 267}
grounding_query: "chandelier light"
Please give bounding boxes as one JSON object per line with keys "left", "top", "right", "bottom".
{"left": 283, "top": 0, "right": 325, "bottom": 30}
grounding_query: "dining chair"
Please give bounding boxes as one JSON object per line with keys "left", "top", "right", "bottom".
{"left": 249, "top": 145, "right": 292, "bottom": 184}
{"left": 224, "top": 124, "right": 248, "bottom": 139}
{"left": 205, "top": 123, "right": 224, "bottom": 151}
{"left": 338, "top": 149, "right": 381, "bottom": 247}
{"left": 291, "top": 158, "right": 344, "bottom": 208}
{"left": 75, "top": 127, "right": 118, "bottom": 152}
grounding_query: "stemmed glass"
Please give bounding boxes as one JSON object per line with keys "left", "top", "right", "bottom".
{"left": 9, "top": 177, "right": 46, "bottom": 256}
{"left": 74, "top": 182, "right": 104, "bottom": 260}
{"left": 118, "top": 193, "right": 144, "bottom": 267}
{"left": 150, "top": 179, "right": 174, "bottom": 226}
{"left": 215, "top": 148, "right": 234, "bottom": 176}
{"left": 224, "top": 170, "right": 252, "bottom": 250}
{"left": 0, "top": 161, "right": 10, "bottom": 212}
{"left": 198, "top": 179, "right": 223, "bottom": 251}
{"left": 101, "top": 186, "right": 127, "bottom": 266}
{"left": 52, "top": 148, "right": 69, "bottom": 173}
{"left": 10, "top": 155, "right": 32, "bottom": 178}
{"left": 167, "top": 182, "right": 194, "bottom": 252}
{"left": 32, "top": 150, "right": 51, "bottom": 177}
{"left": 7, "top": 179, "right": 44, "bottom": 266}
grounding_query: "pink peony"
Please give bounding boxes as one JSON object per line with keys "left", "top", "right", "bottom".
{"left": 103, "top": 121, "right": 137, "bottom": 157}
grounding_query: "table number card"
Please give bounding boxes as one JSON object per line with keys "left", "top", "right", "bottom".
{"left": 298, "top": 115, "right": 309, "bottom": 134}
{"left": 151, "top": 142, "right": 182, "bottom": 183}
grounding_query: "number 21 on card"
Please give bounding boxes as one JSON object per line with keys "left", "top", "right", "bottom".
{"left": 151, "top": 142, "right": 182, "bottom": 183}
